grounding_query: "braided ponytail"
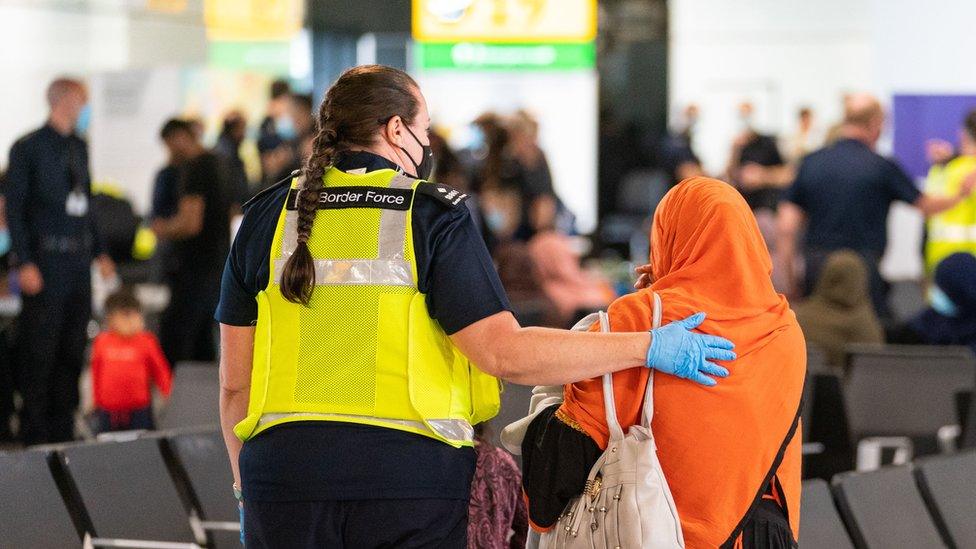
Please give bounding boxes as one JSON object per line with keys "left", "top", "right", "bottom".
{"left": 278, "top": 65, "right": 420, "bottom": 305}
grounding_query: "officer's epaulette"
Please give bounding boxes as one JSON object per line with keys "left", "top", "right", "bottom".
{"left": 416, "top": 182, "right": 470, "bottom": 209}
{"left": 242, "top": 170, "right": 301, "bottom": 211}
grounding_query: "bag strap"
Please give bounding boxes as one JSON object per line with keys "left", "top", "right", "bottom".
{"left": 599, "top": 311, "right": 626, "bottom": 443}
{"left": 641, "top": 292, "right": 663, "bottom": 428}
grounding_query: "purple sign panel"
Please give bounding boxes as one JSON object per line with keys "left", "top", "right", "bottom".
{"left": 893, "top": 94, "right": 976, "bottom": 180}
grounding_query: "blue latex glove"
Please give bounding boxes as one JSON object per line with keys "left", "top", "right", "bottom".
{"left": 646, "top": 312, "right": 736, "bottom": 386}
{"left": 239, "top": 501, "right": 244, "bottom": 545}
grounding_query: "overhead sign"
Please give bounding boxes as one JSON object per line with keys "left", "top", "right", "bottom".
{"left": 413, "top": 0, "right": 596, "bottom": 44}
{"left": 416, "top": 42, "right": 595, "bottom": 70}
{"left": 204, "top": 0, "right": 304, "bottom": 41}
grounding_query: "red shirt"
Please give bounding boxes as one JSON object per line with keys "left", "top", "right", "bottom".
{"left": 91, "top": 331, "right": 172, "bottom": 412}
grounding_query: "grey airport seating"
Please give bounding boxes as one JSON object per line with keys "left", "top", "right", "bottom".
{"left": 845, "top": 345, "right": 976, "bottom": 457}
{"left": 799, "top": 478, "right": 854, "bottom": 549}
{"left": 168, "top": 429, "right": 241, "bottom": 548}
{"left": 0, "top": 450, "right": 80, "bottom": 548}
{"left": 833, "top": 465, "right": 948, "bottom": 548}
{"left": 914, "top": 450, "right": 976, "bottom": 549}
{"left": 59, "top": 437, "right": 203, "bottom": 547}
{"left": 158, "top": 362, "right": 221, "bottom": 430}
{"left": 802, "top": 346, "right": 828, "bottom": 445}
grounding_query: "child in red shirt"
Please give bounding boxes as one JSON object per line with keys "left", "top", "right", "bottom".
{"left": 90, "top": 290, "right": 172, "bottom": 433}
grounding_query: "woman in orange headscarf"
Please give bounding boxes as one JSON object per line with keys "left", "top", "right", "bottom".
{"left": 522, "top": 178, "right": 805, "bottom": 548}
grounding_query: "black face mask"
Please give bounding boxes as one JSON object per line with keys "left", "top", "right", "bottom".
{"left": 400, "top": 124, "right": 434, "bottom": 180}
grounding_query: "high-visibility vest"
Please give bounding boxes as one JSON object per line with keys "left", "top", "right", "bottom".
{"left": 925, "top": 155, "right": 976, "bottom": 272}
{"left": 234, "top": 167, "right": 500, "bottom": 447}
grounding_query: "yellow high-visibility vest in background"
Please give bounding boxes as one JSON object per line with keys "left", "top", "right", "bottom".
{"left": 234, "top": 167, "right": 500, "bottom": 447}
{"left": 925, "top": 155, "right": 976, "bottom": 273}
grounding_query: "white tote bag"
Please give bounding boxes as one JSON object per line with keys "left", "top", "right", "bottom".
{"left": 539, "top": 293, "right": 684, "bottom": 549}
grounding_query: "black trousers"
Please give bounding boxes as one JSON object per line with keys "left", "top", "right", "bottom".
{"left": 243, "top": 498, "right": 468, "bottom": 549}
{"left": 18, "top": 274, "right": 91, "bottom": 445}
{"left": 159, "top": 270, "right": 220, "bottom": 366}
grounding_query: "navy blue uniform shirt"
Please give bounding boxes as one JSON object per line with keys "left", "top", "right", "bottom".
{"left": 5, "top": 125, "right": 102, "bottom": 269}
{"left": 216, "top": 151, "right": 512, "bottom": 501}
{"left": 783, "top": 138, "right": 921, "bottom": 255}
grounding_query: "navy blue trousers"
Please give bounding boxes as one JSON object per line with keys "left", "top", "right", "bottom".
{"left": 242, "top": 498, "right": 468, "bottom": 548}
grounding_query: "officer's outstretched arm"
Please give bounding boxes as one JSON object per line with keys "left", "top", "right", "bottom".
{"left": 451, "top": 311, "right": 734, "bottom": 386}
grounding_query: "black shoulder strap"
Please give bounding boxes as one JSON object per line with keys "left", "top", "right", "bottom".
{"left": 242, "top": 169, "right": 300, "bottom": 211}
{"left": 415, "top": 182, "right": 470, "bottom": 209}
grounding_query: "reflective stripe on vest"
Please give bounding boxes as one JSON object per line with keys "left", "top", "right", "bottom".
{"left": 273, "top": 174, "right": 415, "bottom": 286}
{"left": 257, "top": 412, "right": 474, "bottom": 442}
{"left": 928, "top": 222, "right": 976, "bottom": 243}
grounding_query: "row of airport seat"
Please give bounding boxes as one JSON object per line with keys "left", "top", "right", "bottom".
{"left": 802, "top": 345, "right": 975, "bottom": 476}
{"left": 800, "top": 450, "right": 975, "bottom": 549}
{"left": 3, "top": 426, "right": 972, "bottom": 549}
{"left": 0, "top": 428, "right": 235, "bottom": 549}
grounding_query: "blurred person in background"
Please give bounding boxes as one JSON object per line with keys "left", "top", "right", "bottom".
{"left": 527, "top": 230, "right": 615, "bottom": 327}
{"left": 783, "top": 106, "right": 823, "bottom": 164}
{"left": 429, "top": 130, "right": 471, "bottom": 191}
{"left": 186, "top": 116, "right": 206, "bottom": 143}
{"left": 258, "top": 80, "right": 295, "bottom": 189}
{"left": 151, "top": 118, "right": 191, "bottom": 285}
{"left": 429, "top": 131, "right": 482, "bottom": 229}
{"left": 469, "top": 112, "right": 512, "bottom": 192}
{"left": 467, "top": 423, "right": 528, "bottom": 549}
{"left": 258, "top": 79, "right": 292, "bottom": 146}
{"left": 259, "top": 136, "right": 293, "bottom": 189}
{"left": 889, "top": 252, "right": 976, "bottom": 354}
{"left": 470, "top": 113, "right": 520, "bottom": 252}
{"left": 660, "top": 103, "right": 704, "bottom": 187}
{"left": 215, "top": 110, "right": 251, "bottom": 210}
{"left": 794, "top": 250, "right": 884, "bottom": 370}
{"left": 89, "top": 289, "right": 171, "bottom": 434}
{"left": 263, "top": 93, "right": 316, "bottom": 187}
{"left": 151, "top": 119, "right": 231, "bottom": 365}
{"left": 289, "top": 93, "right": 315, "bottom": 143}
{"left": 0, "top": 185, "right": 14, "bottom": 442}
{"left": 727, "top": 101, "right": 791, "bottom": 213}
{"left": 5, "top": 77, "right": 115, "bottom": 444}
{"left": 506, "top": 110, "right": 575, "bottom": 239}
{"left": 923, "top": 109, "right": 976, "bottom": 273}
{"left": 777, "top": 93, "right": 976, "bottom": 319}
{"left": 153, "top": 119, "right": 187, "bottom": 221}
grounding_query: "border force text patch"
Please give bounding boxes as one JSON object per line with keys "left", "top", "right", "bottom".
{"left": 286, "top": 186, "right": 413, "bottom": 211}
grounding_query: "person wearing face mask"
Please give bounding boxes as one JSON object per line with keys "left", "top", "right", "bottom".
{"left": 889, "top": 252, "right": 976, "bottom": 354}
{"left": 4, "top": 77, "right": 116, "bottom": 445}
{"left": 217, "top": 65, "right": 737, "bottom": 548}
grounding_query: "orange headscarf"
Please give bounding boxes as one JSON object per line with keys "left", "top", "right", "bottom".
{"left": 560, "top": 177, "right": 806, "bottom": 548}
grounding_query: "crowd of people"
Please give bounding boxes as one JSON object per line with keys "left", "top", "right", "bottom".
{"left": 660, "top": 94, "right": 976, "bottom": 371}
{"left": 0, "top": 69, "right": 974, "bottom": 548}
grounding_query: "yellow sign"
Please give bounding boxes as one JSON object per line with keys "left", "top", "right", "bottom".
{"left": 147, "top": 0, "right": 188, "bottom": 13}
{"left": 204, "top": 0, "right": 304, "bottom": 41}
{"left": 413, "top": 0, "right": 596, "bottom": 43}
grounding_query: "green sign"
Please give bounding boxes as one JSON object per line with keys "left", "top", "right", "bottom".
{"left": 208, "top": 40, "right": 292, "bottom": 74}
{"left": 416, "top": 42, "right": 595, "bottom": 71}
